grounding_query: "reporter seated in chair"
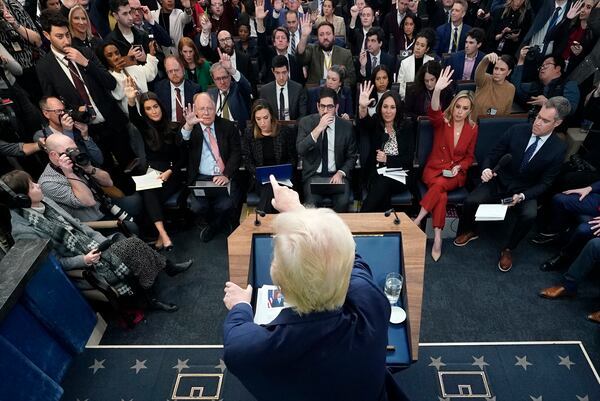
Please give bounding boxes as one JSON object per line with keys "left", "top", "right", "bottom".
{"left": 222, "top": 176, "right": 410, "bottom": 401}
{"left": 125, "top": 78, "right": 186, "bottom": 251}
{"left": 405, "top": 61, "right": 454, "bottom": 118}
{"left": 413, "top": 67, "right": 478, "bottom": 262}
{"left": 3, "top": 170, "right": 193, "bottom": 313}
{"left": 472, "top": 52, "right": 515, "bottom": 118}
{"left": 356, "top": 82, "right": 415, "bottom": 212}
{"left": 242, "top": 100, "right": 298, "bottom": 214}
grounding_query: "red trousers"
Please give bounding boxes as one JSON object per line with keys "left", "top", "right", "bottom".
{"left": 420, "top": 175, "right": 462, "bottom": 229}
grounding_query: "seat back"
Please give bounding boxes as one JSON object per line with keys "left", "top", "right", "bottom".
{"left": 475, "top": 115, "right": 528, "bottom": 165}
{"left": 456, "top": 80, "right": 476, "bottom": 93}
{"left": 415, "top": 117, "right": 434, "bottom": 168}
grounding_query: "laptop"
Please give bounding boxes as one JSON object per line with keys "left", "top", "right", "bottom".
{"left": 310, "top": 176, "right": 345, "bottom": 196}
{"left": 188, "top": 181, "right": 230, "bottom": 197}
{"left": 255, "top": 164, "right": 293, "bottom": 187}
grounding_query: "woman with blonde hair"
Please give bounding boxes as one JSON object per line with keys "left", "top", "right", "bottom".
{"left": 69, "top": 4, "right": 102, "bottom": 50}
{"left": 178, "top": 37, "right": 212, "bottom": 92}
{"left": 413, "top": 67, "right": 479, "bottom": 261}
{"left": 222, "top": 177, "right": 410, "bottom": 401}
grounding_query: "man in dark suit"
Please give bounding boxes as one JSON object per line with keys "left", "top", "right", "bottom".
{"left": 37, "top": 10, "right": 138, "bottom": 174}
{"left": 259, "top": 55, "right": 307, "bottom": 121}
{"left": 454, "top": 96, "right": 569, "bottom": 272}
{"left": 348, "top": 6, "right": 375, "bottom": 56}
{"left": 426, "top": 0, "right": 454, "bottom": 30}
{"left": 521, "top": 0, "right": 570, "bottom": 56}
{"left": 154, "top": 55, "right": 201, "bottom": 123}
{"left": 358, "top": 27, "right": 396, "bottom": 82}
{"left": 297, "top": 87, "right": 357, "bottom": 212}
{"left": 206, "top": 57, "right": 252, "bottom": 132}
{"left": 255, "top": 3, "right": 303, "bottom": 84}
{"left": 104, "top": 0, "right": 151, "bottom": 62}
{"left": 297, "top": 18, "right": 356, "bottom": 86}
{"left": 435, "top": 0, "right": 471, "bottom": 56}
{"left": 180, "top": 93, "right": 241, "bottom": 242}
{"left": 445, "top": 28, "right": 485, "bottom": 81}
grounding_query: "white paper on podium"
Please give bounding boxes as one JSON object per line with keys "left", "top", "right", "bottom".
{"left": 132, "top": 167, "right": 163, "bottom": 191}
{"left": 475, "top": 204, "right": 509, "bottom": 221}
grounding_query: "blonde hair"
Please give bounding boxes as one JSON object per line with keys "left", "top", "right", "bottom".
{"left": 443, "top": 90, "right": 476, "bottom": 127}
{"left": 270, "top": 208, "right": 355, "bottom": 315}
{"left": 69, "top": 5, "right": 93, "bottom": 39}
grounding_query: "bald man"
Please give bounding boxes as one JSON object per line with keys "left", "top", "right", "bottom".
{"left": 180, "top": 93, "right": 241, "bottom": 242}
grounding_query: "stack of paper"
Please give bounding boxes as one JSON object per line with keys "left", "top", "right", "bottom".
{"left": 377, "top": 167, "right": 408, "bottom": 184}
{"left": 254, "top": 285, "right": 288, "bottom": 325}
{"left": 132, "top": 167, "right": 163, "bottom": 191}
{"left": 475, "top": 204, "right": 508, "bottom": 221}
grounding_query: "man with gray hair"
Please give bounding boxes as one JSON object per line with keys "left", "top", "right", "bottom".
{"left": 207, "top": 53, "right": 252, "bottom": 132}
{"left": 454, "top": 96, "right": 569, "bottom": 272}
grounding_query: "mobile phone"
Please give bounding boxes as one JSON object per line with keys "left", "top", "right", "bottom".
{"left": 132, "top": 44, "right": 143, "bottom": 52}
{"left": 442, "top": 169, "right": 454, "bottom": 177}
{"left": 96, "top": 239, "right": 113, "bottom": 252}
{"left": 501, "top": 197, "right": 514, "bottom": 205}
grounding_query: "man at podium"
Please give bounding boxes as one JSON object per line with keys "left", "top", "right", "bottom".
{"left": 222, "top": 176, "right": 409, "bottom": 401}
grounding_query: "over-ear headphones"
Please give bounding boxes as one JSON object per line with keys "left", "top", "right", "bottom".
{"left": 0, "top": 178, "right": 31, "bottom": 208}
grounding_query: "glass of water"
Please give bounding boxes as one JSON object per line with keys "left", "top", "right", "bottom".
{"left": 384, "top": 272, "right": 403, "bottom": 306}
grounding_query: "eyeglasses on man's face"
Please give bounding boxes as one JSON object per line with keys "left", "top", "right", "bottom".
{"left": 318, "top": 103, "right": 335, "bottom": 110}
{"left": 539, "top": 63, "right": 556, "bottom": 71}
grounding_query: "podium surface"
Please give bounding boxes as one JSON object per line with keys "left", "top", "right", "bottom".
{"left": 227, "top": 212, "right": 426, "bottom": 360}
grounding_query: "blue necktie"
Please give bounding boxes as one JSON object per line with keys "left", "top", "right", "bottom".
{"left": 519, "top": 136, "right": 540, "bottom": 172}
{"left": 544, "top": 7, "right": 562, "bottom": 43}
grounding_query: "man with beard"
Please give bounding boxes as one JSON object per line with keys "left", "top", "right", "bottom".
{"left": 296, "top": 17, "right": 356, "bottom": 86}
{"left": 197, "top": 20, "right": 257, "bottom": 95}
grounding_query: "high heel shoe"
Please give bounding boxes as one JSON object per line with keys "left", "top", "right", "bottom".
{"left": 431, "top": 248, "right": 442, "bottom": 262}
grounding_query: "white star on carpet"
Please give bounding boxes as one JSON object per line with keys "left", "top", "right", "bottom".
{"left": 88, "top": 359, "right": 105, "bottom": 374}
{"left": 558, "top": 355, "right": 575, "bottom": 370}
{"left": 472, "top": 356, "right": 490, "bottom": 370}
{"left": 214, "top": 359, "right": 226, "bottom": 373}
{"left": 485, "top": 397, "right": 496, "bottom": 401}
{"left": 429, "top": 356, "right": 446, "bottom": 370}
{"left": 173, "top": 358, "right": 190, "bottom": 373}
{"left": 576, "top": 395, "right": 589, "bottom": 401}
{"left": 530, "top": 396, "right": 542, "bottom": 401}
{"left": 130, "top": 359, "right": 147, "bottom": 374}
{"left": 515, "top": 355, "right": 533, "bottom": 371}
{"left": 438, "top": 397, "right": 450, "bottom": 401}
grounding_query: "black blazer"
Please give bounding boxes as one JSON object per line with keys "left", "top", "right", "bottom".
{"left": 36, "top": 46, "right": 128, "bottom": 129}
{"left": 482, "top": 123, "right": 567, "bottom": 200}
{"left": 104, "top": 25, "right": 151, "bottom": 56}
{"left": 199, "top": 43, "right": 257, "bottom": 94}
{"left": 296, "top": 114, "right": 358, "bottom": 181}
{"left": 256, "top": 31, "right": 304, "bottom": 85}
{"left": 154, "top": 79, "right": 202, "bottom": 121}
{"left": 207, "top": 75, "right": 252, "bottom": 131}
{"left": 358, "top": 52, "right": 397, "bottom": 82}
{"left": 241, "top": 125, "right": 298, "bottom": 177}
{"left": 259, "top": 80, "right": 308, "bottom": 121}
{"left": 183, "top": 117, "right": 242, "bottom": 184}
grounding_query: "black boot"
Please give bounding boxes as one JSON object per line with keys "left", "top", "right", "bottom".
{"left": 148, "top": 298, "right": 178, "bottom": 312}
{"left": 165, "top": 259, "right": 193, "bottom": 277}
{"left": 539, "top": 253, "right": 569, "bottom": 272}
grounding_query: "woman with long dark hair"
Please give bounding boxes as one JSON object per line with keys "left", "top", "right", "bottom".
{"left": 405, "top": 61, "right": 454, "bottom": 118}
{"left": 124, "top": 78, "right": 185, "bottom": 251}
{"left": 357, "top": 81, "right": 415, "bottom": 212}
{"left": 241, "top": 100, "right": 297, "bottom": 213}
{"left": 367, "top": 65, "right": 392, "bottom": 116}
{"left": 395, "top": 14, "right": 421, "bottom": 55}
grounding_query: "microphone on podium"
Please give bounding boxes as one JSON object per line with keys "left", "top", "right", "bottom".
{"left": 384, "top": 208, "right": 400, "bottom": 225}
{"left": 492, "top": 154, "right": 512, "bottom": 173}
{"left": 254, "top": 209, "right": 266, "bottom": 226}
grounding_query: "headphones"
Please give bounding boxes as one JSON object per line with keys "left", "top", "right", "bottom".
{"left": 0, "top": 178, "right": 31, "bottom": 208}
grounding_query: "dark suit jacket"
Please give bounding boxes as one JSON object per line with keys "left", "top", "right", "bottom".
{"left": 104, "top": 25, "right": 151, "bottom": 56}
{"left": 435, "top": 23, "right": 472, "bottom": 56}
{"left": 297, "top": 113, "right": 357, "bottom": 181}
{"left": 241, "top": 125, "right": 298, "bottom": 177}
{"left": 259, "top": 80, "right": 308, "bottom": 121}
{"left": 256, "top": 30, "right": 304, "bottom": 84}
{"left": 223, "top": 255, "right": 400, "bottom": 401}
{"left": 482, "top": 123, "right": 567, "bottom": 200}
{"left": 307, "top": 86, "right": 354, "bottom": 118}
{"left": 358, "top": 52, "right": 397, "bottom": 82}
{"left": 382, "top": 9, "right": 418, "bottom": 54}
{"left": 36, "top": 47, "right": 127, "bottom": 129}
{"left": 446, "top": 50, "right": 485, "bottom": 81}
{"left": 207, "top": 74, "right": 252, "bottom": 131}
{"left": 348, "top": 26, "right": 368, "bottom": 56}
{"left": 184, "top": 117, "right": 242, "bottom": 184}
{"left": 297, "top": 44, "right": 356, "bottom": 86}
{"left": 426, "top": 0, "right": 451, "bottom": 30}
{"left": 199, "top": 43, "right": 257, "bottom": 94}
{"left": 522, "top": 0, "right": 572, "bottom": 46}
{"left": 154, "top": 79, "right": 202, "bottom": 121}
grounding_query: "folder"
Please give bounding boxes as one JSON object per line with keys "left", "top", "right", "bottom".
{"left": 475, "top": 204, "right": 508, "bottom": 221}
{"left": 255, "top": 164, "right": 293, "bottom": 187}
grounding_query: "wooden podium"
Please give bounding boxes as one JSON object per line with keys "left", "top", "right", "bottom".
{"left": 227, "top": 212, "right": 426, "bottom": 360}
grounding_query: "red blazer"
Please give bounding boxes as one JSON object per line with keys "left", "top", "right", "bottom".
{"left": 422, "top": 108, "right": 478, "bottom": 187}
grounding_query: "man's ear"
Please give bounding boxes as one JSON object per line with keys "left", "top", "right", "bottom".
{"left": 43, "top": 31, "right": 51, "bottom": 41}
{"left": 553, "top": 119, "right": 563, "bottom": 130}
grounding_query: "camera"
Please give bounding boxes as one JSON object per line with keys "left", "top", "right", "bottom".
{"left": 525, "top": 45, "right": 541, "bottom": 63}
{"left": 64, "top": 147, "right": 91, "bottom": 167}
{"left": 109, "top": 204, "right": 133, "bottom": 222}
{"left": 65, "top": 107, "right": 93, "bottom": 124}
{"left": 400, "top": 50, "right": 411, "bottom": 57}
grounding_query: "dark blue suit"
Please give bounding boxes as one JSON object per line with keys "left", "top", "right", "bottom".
{"left": 154, "top": 79, "right": 201, "bottom": 121}
{"left": 435, "top": 23, "right": 471, "bottom": 56}
{"left": 207, "top": 74, "right": 252, "bottom": 132}
{"left": 223, "top": 255, "right": 407, "bottom": 401}
{"left": 445, "top": 50, "right": 485, "bottom": 81}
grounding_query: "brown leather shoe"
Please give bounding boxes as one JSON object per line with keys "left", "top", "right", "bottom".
{"left": 539, "top": 286, "right": 576, "bottom": 299}
{"left": 498, "top": 249, "right": 512, "bottom": 272}
{"left": 587, "top": 311, "right": 600, "bottom": 324}
{"left": 454, "top": 231, "right": 479, "bottom": 247}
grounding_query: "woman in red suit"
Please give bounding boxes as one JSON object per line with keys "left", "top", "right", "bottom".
{"left": 413, "top": 66, "right": 478, "bottom": 261}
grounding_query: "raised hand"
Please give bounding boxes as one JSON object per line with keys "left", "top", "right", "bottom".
{"left": 485, "top": 52, "right": 499, "bottom": 64}
{"left": 183, "top": 104, "right": 201, "bottom": 129}
{"left": 254, "top": 0, "right": 268, "bottom": 20}
{"left": 350, "top": 5, "right": 359, "bottom": 19}
{"left": 435, "top": 66, "right": 454, "bottom": 92}
{"left": 124, "top": 76, "right": 138, "bottom": 100}
{"left": 359, "top": 50, "right": 367, "bottom": 67}
{"left": 300, "top": 13, "right": 313, "bottom": 36}
{"left": 566, "top": 0, "right": 584, "bottom": 19}
{"left": 218, "top": 48, "right": 233, "bottom": 72}
{"left": 269, "top": 174, "right": 302, "bottom": 212}
{"left": 200, "top": 14, "right": 212, "bottom": 32}
{"left": 358, "top": 80, "right": 375, "bottom": 108}
{"left": 141, "top": 5, "right": 153, "bottom": 22}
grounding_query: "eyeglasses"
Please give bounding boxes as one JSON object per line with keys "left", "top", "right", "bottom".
{"left": 213, "top": 75, "right": 230, "bottom": 82}
{"left": 539, "top": 63, "right": 556, "bottom": 71}
{"left": 130, "top": 7, "right": 142, "bottom": 12}
{"left": 318, "top": 103, "right": 335, "bottom": 110}
{"left": 198, "top": 107, "right": 215, "bottom": 113}
{"left": 44, "top": 108, "right": 65, "bottom": 114}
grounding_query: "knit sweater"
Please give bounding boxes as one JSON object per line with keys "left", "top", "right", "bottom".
{"left": 472, "top": 58, "right": 516, "bottom": 118}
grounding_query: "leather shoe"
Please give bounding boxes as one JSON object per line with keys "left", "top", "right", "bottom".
{"left": 498, "top": 249, "right": 512, "bottom": 272}
{"left": 123, "top": 158, "right": 140, "bottom": 174}
{"left": 587, "top": 311, "right": 600, "bottom": 324}
{"left": 530, "top": 232, "right": 558, "bottom": 245}
{"left": 539, "top": 286, "right": 576, "bottom": 299}
{"left": 165, "top": 259, "right": 193, "bottom": 277}
{"left": 149, "top": 298, "right": 178, "bottom": 312}
{"left": 453, "top": 231, "right": 479, "bottom": 247}
{"left": 539, "top": 253, "right": 568, "bottom": 272}
{"left": 200, "top": 225, "right": 217, "bottom": 242}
